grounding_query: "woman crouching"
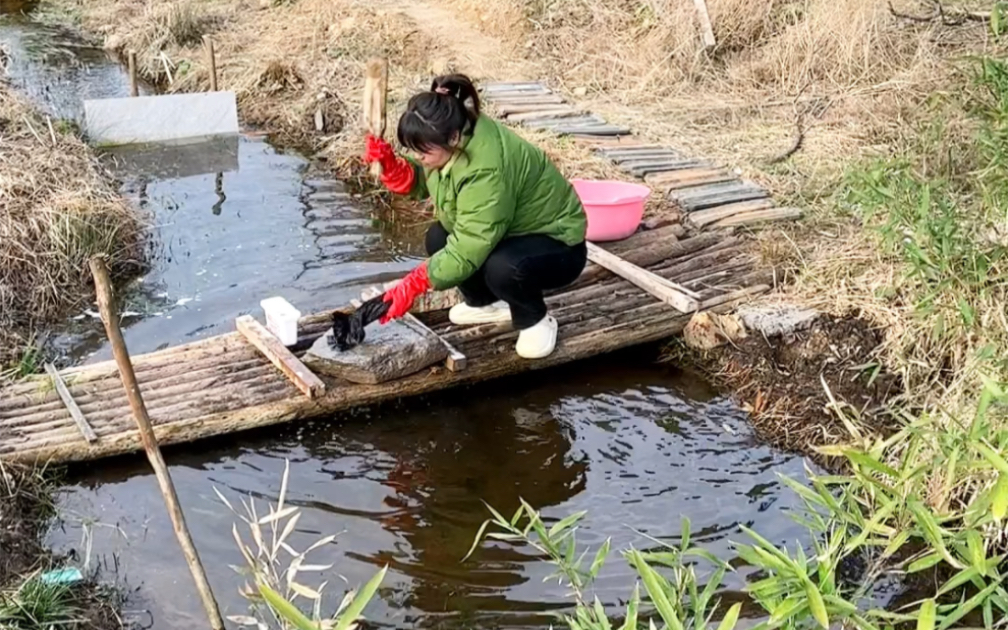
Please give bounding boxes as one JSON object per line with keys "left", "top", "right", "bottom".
{"left": 364, "top": 74, "right": 587, "bottom": 360}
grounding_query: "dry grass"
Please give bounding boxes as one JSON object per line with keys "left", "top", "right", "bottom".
{"left": 51, "top": 0, "right": 442, "bottom": 149}
{"left": 0, "top": 84, "right": 147, "bottom": 368}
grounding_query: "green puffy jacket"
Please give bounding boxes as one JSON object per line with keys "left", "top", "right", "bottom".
{"left": 404, "top": 114, "right": 587, "bottom": 290}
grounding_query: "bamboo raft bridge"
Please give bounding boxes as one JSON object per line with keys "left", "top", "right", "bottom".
{"left": 0, "top": 79, "right": 802, "bottom": 465}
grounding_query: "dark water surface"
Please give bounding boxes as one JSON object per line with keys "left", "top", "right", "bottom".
{"left": 49, "top": 354, "right": 813, "bottom": 629}
{"left": 3, "top": 7, "right": 817, "bottom": 630}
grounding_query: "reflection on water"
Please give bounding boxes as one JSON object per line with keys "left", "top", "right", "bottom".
{"left": 49, "top": 355, "right": 815, "bottom": 630}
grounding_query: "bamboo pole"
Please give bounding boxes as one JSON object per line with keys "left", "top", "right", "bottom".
{"left": 128, "top": 51, "right": 139, "bottom": 97}
{"left": 203, "top": 36, "right": 218, "bottom": 91}
{"left": 363, "top": 58, "right": 388, "bottom": 179}
{"left": 88, "top": 257, "right": 225, "bottom": 630}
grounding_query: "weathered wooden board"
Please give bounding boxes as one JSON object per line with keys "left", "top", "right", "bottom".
{"left": 688, "top": 199, "right": 777, "bottom": 227}
{"left": 236, "top": 315, "right": 325, "bottom": 398}
{"left": 522, "top": 115, "right": 606, "bottom": 129}
{"left": 485, "top": 95, "right": 566, "bottom": 105}
{"left": 553, "top": 124, "right": 632, "bottom": 136}
{"left": 670, "top": 181, "right": 770, "bottom": 211}
{"left": 507, "top": 109, "right": 586, "bottom": 122}
{"left": 713, "top": 207, "right": 802, "bottom": 228}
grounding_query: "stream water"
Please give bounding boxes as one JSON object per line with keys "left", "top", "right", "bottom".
{"left": 2, "top": 7, "right": 820, "bottom": 630}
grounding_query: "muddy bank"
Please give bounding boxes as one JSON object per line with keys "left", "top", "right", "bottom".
{"left": 0, "top": 463, "right": 124, "bottom": 630}
{"left": 665, "top": 313, "right": 903, "bottom": 460}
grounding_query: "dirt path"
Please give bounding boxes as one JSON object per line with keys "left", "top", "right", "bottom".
{"left": 376, "top": 0, "right": 536, "bottom": 80}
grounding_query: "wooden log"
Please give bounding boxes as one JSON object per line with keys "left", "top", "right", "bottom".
{"left": 485, "top": 95, "right": 566, "bottom": 105}
{"left": 88, "top": 257, "right": 225, "bottom": 630}
{"left": 506, "top": 109, "right": 586, "bottom": 122}
{"left": 359, "top": 287, "right": 467, "bottom": 371}
{"left": 554, "top": 124, "right": 632, "bottom": 136}
{"left": 645, "top": 168, "right": 732, "bottom": 188}
{"left": 203, "top": 36, "right": 217, "bottom": 91}
{"left": 128, "top": 51, "right": 138, "bottom": 97}
{"left": 236, "top": 315, "right": 325, "bottom": 398}
{"left": 693, "top": 0, "right": 717, "bottom": 49}
{"left": 713, "top": 206, "right": 802, "bottom": 228}
{"left": 498, "top": 104, "right": 580, "bottom": 117}
{"left": 43, "top": 363, "right": 97, "bottom": 443}
{"left": 363, "top": 58, "right": 388, "bottom": 179}
{"left": 585, "top": 242, "right": 699, "bottom": 313}
{"left": 688, "top": 199, "right": 776, "bottom": 227}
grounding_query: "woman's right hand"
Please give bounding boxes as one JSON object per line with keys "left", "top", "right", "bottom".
{"left": 364, "top": 135, "right": 415, "bottom": 194}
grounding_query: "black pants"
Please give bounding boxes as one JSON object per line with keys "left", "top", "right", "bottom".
{"left": 426, "top": 223, "right": 587, "bottom": 329}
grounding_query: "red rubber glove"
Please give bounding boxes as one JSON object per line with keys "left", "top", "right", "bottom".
{"left": 380, "top": 261, "right": 432, "bottom": 324}
{"left": 364, "top": 134, "right": 415, "bottom": 195}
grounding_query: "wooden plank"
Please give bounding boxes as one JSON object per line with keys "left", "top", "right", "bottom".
{"left": 44, "top": 363, "right": 98, "bottom": 443}
{"left": 689, "top": 199, "right": 777, "bottom": 227}
{"left": 608, "top": 151, "right": 682, "bottom": 163}
{"left": 573, "top": 135, "right": 643, "bottom": 147}
{"left": 693, "top": 0, "right": 717, "bottom": 49}
{"left": 585, "top": 242, "right": 699, "bottom": 313}
{"left": 506, "top": 108, "right": 586, "bottom": 122}
{"left": 555, "top": 124, "right": 632, "bottom": 136}
{"left": 619, "top": 159, "right": 709, "bottom": 176}
{"left": 713, "top": 206, "right": 802, "bottom": 228}
{"left": 596, "top": 145, "right": 671, "bottom": 156}
{"left": 360, "top": 287, "right": 468, "bottom": 372}
{"left": 482, "top": 83, "right": 549, "bottom": 93}
{"left": 484, "top": 95, "right": 566, "bottom": 105}
{"left": 670, "top": 181, "right": 770, "bottom": 211}
{"left": 499, "top": 103, "right": 579, "bottom": 116}
{"left": 235, "top": 315, "right": 325, "bottom": 398}
{"left": 646, "top": 168, "right": 733, "bottom": 188}
{"left": 522, "top": 115, "right": 606, "bottom": 129}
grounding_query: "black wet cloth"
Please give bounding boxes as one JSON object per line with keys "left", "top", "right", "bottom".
{"left": 328, "top": 294, "right": 390, "bottom": 351}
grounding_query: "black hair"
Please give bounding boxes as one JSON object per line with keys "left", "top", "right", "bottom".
{"left": 396, "top": 74, "right": 481, "bottom": 154}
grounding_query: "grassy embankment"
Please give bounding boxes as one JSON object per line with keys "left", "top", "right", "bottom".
{"left": 0, "top": 83, "right": 147, "bottom": 373}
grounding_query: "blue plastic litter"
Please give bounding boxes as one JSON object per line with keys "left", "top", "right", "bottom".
{"left": 40, "top": 567, "right": 83, "bottom": 585}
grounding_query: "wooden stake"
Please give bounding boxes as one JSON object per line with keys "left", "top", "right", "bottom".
{"left": 88, "top": 257, "right": 225, "bottom": 630}
{"left": 203, "top": 36, "right": 218, "bottom": 92}
{"left": 363, "top": 58, "right": 388, "bottom": 179}
{"left": 692, "top": 0, "right": 717, "bottom": 50}
{"left": 128, "top": 51, "right": 139, "bottom": 97}
{"left": 585, "top": 242, "right": 700, "bottom": 313}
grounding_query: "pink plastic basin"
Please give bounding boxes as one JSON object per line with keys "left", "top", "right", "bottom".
{"left": 571, "top": 179, "right": 651, "bottom": 242}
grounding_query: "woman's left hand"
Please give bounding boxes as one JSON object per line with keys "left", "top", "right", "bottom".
{"left": 381, "top": 262, "right": 432, "bottom": 323}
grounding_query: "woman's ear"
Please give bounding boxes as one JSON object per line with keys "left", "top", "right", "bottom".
{"left": 451, "top": 132, "right": 461, "bottom": 147}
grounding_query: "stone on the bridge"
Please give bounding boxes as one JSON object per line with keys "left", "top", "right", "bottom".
{"left": 303, "top": 318, "right": 447, "bottom": 385}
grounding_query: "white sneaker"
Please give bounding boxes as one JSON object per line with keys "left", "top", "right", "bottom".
{"left": 515, "top": 315, "right": 558, "bottom": 359}
{"left": 449, "top": 301, "right": 512, "bottom": 325}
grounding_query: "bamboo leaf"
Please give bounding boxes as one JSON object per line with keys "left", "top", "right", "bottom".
{"left": 549, "top": 511, "right": 587, "bottom": 538}
{"left": 332, "top": 565, "right": 388, "bottom": 630}
{"left": 992, "top": 473, "right": 1008, "bottom": 521}
{"left": 966, "top": 530, "right": 986, "bottom": 576}
{"left": 463, "top": 520, "right": 491, "bottom": 562}
{"left": 715, "top": 603, "right": 742, "bottom": 630}
{"left": 769, "top": 595, "right": 806, "bottom": 625}
{"left": 937, "top": 581, "right": 1000, "bottom": 630}
{"left": 593, "top": 597, "right": 612, "bottom": 630}
{"left": 214, "top": 486, "right": 236, "bottom": 512}
{"left": 305, "top": 535, "right": 338, "bottom": 554}
{"left": 907, "top": 552, "right": 943, "bottom": 573}
{"left": 589, "top": 538, "right": 611, "bottom": 579}
{"left": 617, "top": 584, "right": 639, "bottom": 630}
{"left": 917, "top": 599, "right": 936, "bottom": 630}
{"left": 844, "top": 449, "right": 899, "bottom": 479}
{"left": 804, "top": 580, "right": 829, "bottom": 629}
{"left": 976, "top": 441, "right": 1008, "bottom": 475}
{"left": 258, "top": 506, "right": 299, "bottom": 526}
{"left": 908, "top": 499, "right": 961, "bottom": 569}
{"left": 290, "top": 581, "right": 322, "bottom": 600}
{"left": 257, "top": 581, "right": 320, "bottom": 630}
{"left": 630, "top": 550, "right": 684, "bottom": 630}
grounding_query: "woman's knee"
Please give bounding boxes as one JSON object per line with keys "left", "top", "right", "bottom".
{"left": 424, "top": 222, "right": 450, "bottom": 256}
